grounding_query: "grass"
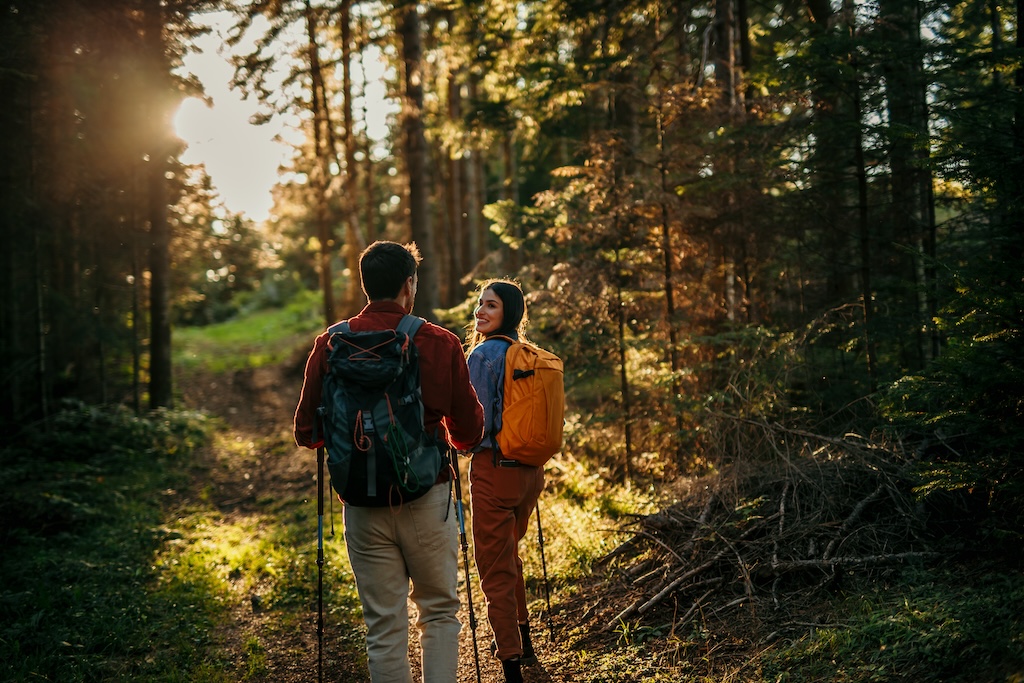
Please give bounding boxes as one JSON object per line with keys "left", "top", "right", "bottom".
{"left": 173, "top": 291, "right": 325, "bottom": 374}
{"left": 0, "top": 405, "right": 225, "bottom": 682}
{"left": 0, "top": 401, "right": 363, "bottom": 682}
{"left": 523, "top": 459, "right": 658, "bottom": 583}
{"left": 757, "top": 567, "right": 1024, "bottom": 683}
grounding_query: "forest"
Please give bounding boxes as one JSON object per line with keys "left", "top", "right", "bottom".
{"left": 1, "top": 0, "right": 1023, "bottom": 681}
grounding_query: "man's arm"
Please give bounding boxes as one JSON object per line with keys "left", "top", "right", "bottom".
{"left": 293, "top": 332, "right": 328, "bottom": 448}
{"left": 444, "top": 340, "right": 485, "bottom": 451}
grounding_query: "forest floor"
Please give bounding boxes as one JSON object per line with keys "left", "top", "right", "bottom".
{"left": 176, "top": 352, "right": 1024, "bottom": 683}
{"left": 178, "top": 353, "right": 600, "bottom": 683}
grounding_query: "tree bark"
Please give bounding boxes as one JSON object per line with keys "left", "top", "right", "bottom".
{"left": 880, "top": 0, "right": 936, "bottom": 367}
{"left": 446, "top": 56, "right": 464, "bottom": 304}
{"left": 357, "top": 15, "right": 380, "bottom": 244}
{"left": 399, "top": 2, "right": 439, "bottom": 316}
{"left": 614, "top": 247, "right": 634, "bottom": 482}
{"left": 144, "top": 0, "right": 172, "bottom": 409}
{"left": 467, "top": 76, "right": 487, "bottom": 269}
{"left": 305, "top": 0, "right": 336, "bottom": 326}
{"left": 340, "top": 0, "right": 364, "bottom": 316}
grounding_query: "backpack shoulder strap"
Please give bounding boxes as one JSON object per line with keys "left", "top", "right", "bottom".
{"left": 491, "top": 334, "right": 519, "bottom": 348}
{"left": 327, "top": 320, "right": 351, "bottom": 336}
{"left": 396, "top": 314, "right": 425, "bottom": 340}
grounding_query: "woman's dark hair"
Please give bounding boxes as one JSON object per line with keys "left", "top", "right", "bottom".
{"left": 488, "top": 280, "right": 526, "bottom": 338}
{"left": 466, "top": 278, "right": 530, "bottom": 352}
{"left": 359, "top": 241, "right": 421, "bottom": 300}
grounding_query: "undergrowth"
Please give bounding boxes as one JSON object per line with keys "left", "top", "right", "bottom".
{"left": 0, "top": 401, "right": 363, "bottom": 682}
{"left": 0, "top": 402, "right": 223, "bottom": 681}
{"left": 757, "top": 566, "right": 1024, "bottom": 683}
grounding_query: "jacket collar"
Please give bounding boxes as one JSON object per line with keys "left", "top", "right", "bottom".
{"left": 361, "top": 300, "right": 409, "bottom": 316}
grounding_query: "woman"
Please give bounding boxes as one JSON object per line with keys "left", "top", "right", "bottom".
{"left": 465, "top": 279, "right": 544, "bottom": 683}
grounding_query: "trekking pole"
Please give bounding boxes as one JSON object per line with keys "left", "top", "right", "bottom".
{"left": 316, "top": 444, "right": 326, "bottom": 683}
{"left": 535, "top": 500, "right": 555, "bottom": 637}
{"left": 451, "top": 452, "right": 482, "bottom": 683}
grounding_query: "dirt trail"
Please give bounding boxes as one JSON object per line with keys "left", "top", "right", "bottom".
{"left": 179, "top": 359, "right": 577, "bottom": 683}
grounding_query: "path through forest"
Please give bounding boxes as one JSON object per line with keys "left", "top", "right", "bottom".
{"left": 180, "top": 357, "right": 578, "bottom": 683}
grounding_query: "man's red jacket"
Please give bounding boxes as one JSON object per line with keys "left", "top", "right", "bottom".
{"left": 293, "top": 301, "right": 484, "bottom": 454}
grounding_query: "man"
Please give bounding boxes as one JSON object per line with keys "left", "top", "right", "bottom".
{"left": 294, "top": 241, "right": 484, "bottom": 682}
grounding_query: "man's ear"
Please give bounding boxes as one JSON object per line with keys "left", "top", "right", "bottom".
{"left": 399, "top": 275, "right": 416, "bottom": 310}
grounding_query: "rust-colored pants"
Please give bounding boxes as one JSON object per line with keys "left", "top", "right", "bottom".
{"left": 469, "top": 450, "right": 545, "bottom": 661}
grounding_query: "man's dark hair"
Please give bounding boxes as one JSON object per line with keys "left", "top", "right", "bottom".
{"left": 359, "top": 241, "right": 422, "bottom": 300}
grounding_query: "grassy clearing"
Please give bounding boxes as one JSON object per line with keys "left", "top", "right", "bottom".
{"left": 174, "top": 291, "right": 324, "bottom": 374}
{"left": 523, "top": 459, "right": 659, "bottom": 583}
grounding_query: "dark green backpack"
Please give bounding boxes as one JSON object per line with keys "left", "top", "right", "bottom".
{"left": 317, "top": 315, "right": 443, "bottom": 506}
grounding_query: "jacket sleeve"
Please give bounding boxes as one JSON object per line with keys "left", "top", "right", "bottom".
{"left": 444, "top": 339, "right": 485, "bottom": 451}
{"left": 293, "top": 332, "right": 329, "bottom": 448}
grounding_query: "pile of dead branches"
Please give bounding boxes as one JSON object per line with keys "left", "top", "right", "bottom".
{"left": 591, "top": 420, "right": 938, "bottom": 637}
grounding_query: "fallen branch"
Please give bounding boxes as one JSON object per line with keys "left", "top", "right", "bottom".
{"left": 631, "top": 530, "right": 688, "bottom": 566}
{"left": 772, "top": 481, "right": 790, "bottom": 570}
{"left": 594, "top": 533, "right": 642, "bottom": 567}
{"left": 671, "top": 586, "right": 717, "bottom": 636}
{"left": 765, "top": 551, "right": 940, "bottom": 574}
{"left": 719, "top": 532, "right": 754, "bottom": 598}
{"left": 822, "top": 482, "right": 886, "bottom": 561}
{"left": 634, "top": 519, "right": 771, "bottom": 619}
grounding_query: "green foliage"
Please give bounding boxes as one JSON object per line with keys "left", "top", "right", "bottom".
{"left": 173, "top": 289, "right": 325, "bottom": 373}
{"left": 880, "top": 260, "right": 1024, "bottom": 539}
{"left": 759, "top": 567, "right": 1024, "bottom": 683}
{"left": 0, "top": 405, "right": 223, "bottom": 682}
{"left": 172, "top": 207, "right": 280, "bottom": 327}
{"left": 0, "top": 402, "right": 208, "bottom": 537}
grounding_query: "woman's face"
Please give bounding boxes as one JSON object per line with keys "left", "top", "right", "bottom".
{"left": 474, "top": 288, "right": 504, "bottom": 337}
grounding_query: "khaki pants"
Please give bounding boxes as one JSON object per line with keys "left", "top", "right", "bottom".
{"left": 344, "top": 482, "right": 461, "bottom": 683}
{"left": 469, "top": 451, "right": 545, "bottom": 661}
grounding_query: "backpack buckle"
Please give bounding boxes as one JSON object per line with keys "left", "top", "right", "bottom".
{"left": 361, "top": 412, "right": 375, "bottom": 435}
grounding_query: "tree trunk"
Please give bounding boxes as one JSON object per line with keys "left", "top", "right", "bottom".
{"left": 713, "top": 0, "right": 741, "bottom": 323}
{"left": 614, "top": 247, "right": 634, "bottom": 482}
{"left": 144, "top": 0, "right": 172, "bottom": 409}
{"left": 446, "top": 59, "right": 464, "bottom": 304}
{"left": 880, "top": 0, "right": 935, "bottom": 367}
{"left": 806, "top": 0, "right": 860, "bottom": 309}
{"left": 1015, "top": 0, "right": 1024, "bottom": 250}
{"left": 653, "top": 8, "right": 684, "bottom": 465}
{"left": 358, "top": 15, "right": 380, "bottom": 244}
{"left": 306, "top": 0, "right": 336, "bottom": 326}
{"left": 851, "top": 62, "right": 877, "bottom": 391}
{"left": 399, "top": 2, "right": 439, "bottom": 316}
{"left": 340, "top": 0, "right": 364, "bottom": 316}
{"left": 502, "top": 128, "right": 520, "bottom": 272}
{"left": 467, "top": 76, "right": 488, "bottom": 269}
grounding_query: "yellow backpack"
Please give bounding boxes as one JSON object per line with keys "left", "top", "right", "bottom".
{"left": 494, "top": 336, "right": 565, "bottom": 466}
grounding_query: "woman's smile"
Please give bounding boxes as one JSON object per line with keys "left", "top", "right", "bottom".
{"left": 474, "top": 288, "right": 504, "bottom": 336}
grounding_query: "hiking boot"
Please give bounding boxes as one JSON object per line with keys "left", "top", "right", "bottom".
{"left": 489, "top": 622, "right": 540, "bottom": 663}
{"left": 490, "top": 623, "right": 538, "bottom": 666}
{"left": 519, "top": 622, "right": 538, "bottom": 666}
{"left": 501, "top": 656, "right": 524, "bottom": 683}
